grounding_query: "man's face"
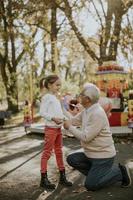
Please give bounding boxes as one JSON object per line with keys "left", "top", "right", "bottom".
{"left": 79, "top": 91, "right": 91, "bottom": 108}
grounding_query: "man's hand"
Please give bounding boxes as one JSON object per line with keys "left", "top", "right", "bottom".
{"left": 63, "top": 120, "right": 72, "bottom": 129}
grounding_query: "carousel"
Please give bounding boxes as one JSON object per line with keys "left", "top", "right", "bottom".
{"left": 128, "top": 90, "right": 133, "bottom": 130}
{"left": 95, "top": 61, "right": 129, "bottom": 126}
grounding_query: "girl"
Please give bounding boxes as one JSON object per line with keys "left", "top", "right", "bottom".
{"left": 39, "top": 75, "right": 72, "bottom": 189}
{"left": 23, "top": 100, "right": 31, "bottom": 134}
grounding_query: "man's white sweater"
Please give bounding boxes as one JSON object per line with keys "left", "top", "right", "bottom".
{"left": 68, "top": 103, "right": 116, "bottom": 158}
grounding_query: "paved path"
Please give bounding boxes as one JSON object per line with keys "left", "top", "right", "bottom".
{"left": 0, "top": 126, "right": 133, "bottom": 200}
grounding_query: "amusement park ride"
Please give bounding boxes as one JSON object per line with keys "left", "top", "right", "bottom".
{"left": 95, "top": 62, "right": 133, "bottom": 128}
{"left": 128, "top": 91, "right": 133, "bottom": 130}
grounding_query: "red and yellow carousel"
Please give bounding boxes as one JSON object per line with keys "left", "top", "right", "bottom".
{"left": 128, "top": 91, "right": 133, "bottom": 130}
{"left": 95, "top": 61, "right": 129, "bottom": 126}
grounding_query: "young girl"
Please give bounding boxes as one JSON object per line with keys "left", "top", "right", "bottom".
{"left": 23, "top": 100, "right": 31, "bottom": 134}
{"left": 39, "top": 75, "right": 72, "bottom": 189}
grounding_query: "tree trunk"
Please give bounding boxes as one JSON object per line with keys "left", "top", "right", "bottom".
{"left": 0, "top": 64, "right": 18, "bottom": 112}
{"left": 51, "top": 1, "right": 57, "bottom": 72}
{"left": 6, "top": 78, "right": 18, "bottom": 112}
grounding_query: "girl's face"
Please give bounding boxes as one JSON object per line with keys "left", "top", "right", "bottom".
{"left": 48, "top": 79, "right": 61, "bottom": 94}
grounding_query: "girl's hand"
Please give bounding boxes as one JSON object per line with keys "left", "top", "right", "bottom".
{"left": 52, "top": 117, "right": 63, "bottom": 125}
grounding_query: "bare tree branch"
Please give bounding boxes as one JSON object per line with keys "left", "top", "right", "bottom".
{"left": 57, "top": 0, "right": 99, "bottom": 62}
{"left": 99, "top": 0, "right": 106, "bottom": 19}
{"left": 90, "top": 0, "right": 104, "bottom": 29}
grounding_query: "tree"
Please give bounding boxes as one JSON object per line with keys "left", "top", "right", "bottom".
{"left": 0, "top": 0, "right": 39, "bottom": 112}
{"left": 0, "top": 0, "right": 25, "bottom": 112}
{"left": 51, "top": 1, "right": 58, "bottom": 72}
{"left": 99, "top": 0, "right": 133, "bottom": 63}
{"left": 56, "top": 0, "right": 133, "bottom": 65}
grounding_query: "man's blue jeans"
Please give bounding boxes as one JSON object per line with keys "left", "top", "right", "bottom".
{"left": 67, "top": 152, "right": 122, "bottom": 190}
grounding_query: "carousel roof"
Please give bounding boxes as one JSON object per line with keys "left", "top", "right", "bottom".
{"left": 96, "top": 70, "right": 128, "bottom": 75}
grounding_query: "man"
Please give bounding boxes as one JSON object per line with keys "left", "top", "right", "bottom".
{"left": 64, "top": 83, "right": 132, "bottom": 191}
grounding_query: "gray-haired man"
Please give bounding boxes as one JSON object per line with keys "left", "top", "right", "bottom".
{"left": 64, "top": 83, "right": 132, "bottom": 191}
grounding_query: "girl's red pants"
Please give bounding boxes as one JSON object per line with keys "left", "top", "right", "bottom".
{"left": 41, "top": 127, "right": 65, "bottom": 173}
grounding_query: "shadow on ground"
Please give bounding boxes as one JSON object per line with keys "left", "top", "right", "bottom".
{"left": 0, "top": 127, "right": 133, "bottom": 200}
